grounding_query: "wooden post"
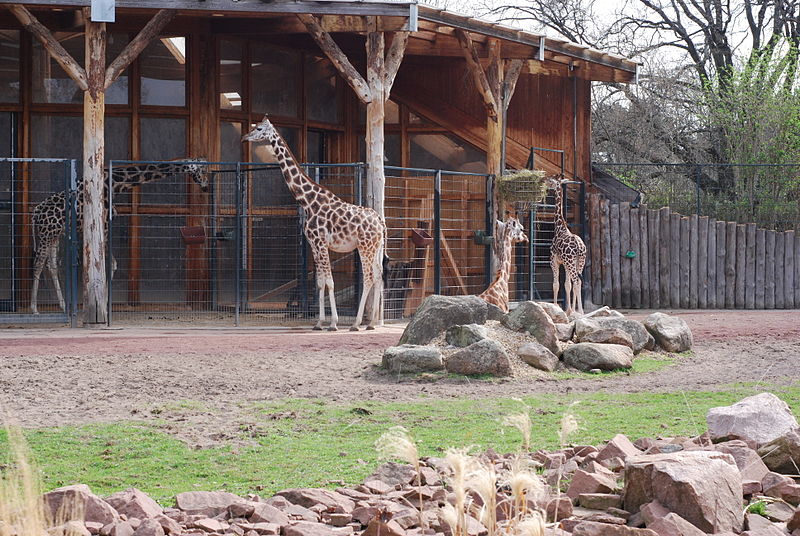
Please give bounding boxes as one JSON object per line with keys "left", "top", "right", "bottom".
{"left": 707, "top": 219, "right": 717, "bottom": 308}
{"left": 630, "top": 207, "right": 641, "bottom": 308}
{"left": 724, "top": 222, "right": 736, "bottom": 309}
{"left": 689, "top": 214, "right": 698, "bottom": 308}
{"left": 785, "top": 230, "right": 795, "bottom": 308}
{"left": 716, "top": 221, "right": 726, "bottom": 308}
{"left": 698, "top": 216, "right": 708, "bottom": 308}
{"left": 619, "top": 203, "right": 631, "bottom": 307}
{"left": 669, "top": 214, "right": 680, "bottom": 308}
{"left": 775, "top": 230, "right": 785, "bottom": 309}
{"left": 600, "top": 199, "right": 612, "bottom": 306}
{"left": 659, "top": 207, "right": 670, "bottom": 307}
{"left": 745, "top": 223, "right": 756, "bottom": 309}
{"left": 589, "top": 194, "right": 602, "bottom": 305}
{"left": 639, "top": 206, "right": 649, "bottom": 309}
{"left": 756, "top": 228, "right": 766, "bottom": 309}
{"left": 365, "top": 26, "right": 386, "bottom": 215}
{"left": 648, "top": 207, "right": 660, "bottom": 309}
{"left": 735, "top": 224, "right": 746, "bottom": 308}
{"left": 610, "top": 203, "right": 621, "bottom": 309}
{"left": 795, "top": 234, "right": 800, "bottom": 308}
{"left": 765, "top": 230, "right": 776, "bottom": 309}
{"left": 679, "top": 217, "right": 689, "bottom": 308}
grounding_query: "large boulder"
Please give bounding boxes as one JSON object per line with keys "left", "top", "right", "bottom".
{"left": 623, "top": 451, "right": 744, "bottom": 534}
{"left": 43, "top": 485, "right": 120, "bottom": 526}
{"left": 758, "top": 429, "right": 800, "bottom": 474}
{"left": 562, "top": 343, "right": 633, "bottom": 371}
{"left": 574, "top": 317, "right": 651, "bottom": 354}
{"left": 714, "top": 440, "right": 770, "bottom": 482}
{"left": 445, "top": 339, "right": 511, "bottom": 376}
{"left": 105, "top": 489, "right": 162, "bottom": 520}
{"left": 446, "top": 324, "right": 489, "bottom": 347}
{"left": 501, "top": 301, "right": 559, "bottom": 355}
{"left": 644, "top": 313, "right": 693, "bottom": 352}
{"left": 579, "top": 328, "right": 634, "bottom": 349}
{"left": 537, "top": 302, "right": 569, "bottom": 324}
{"left": 517, "top": 341, "right": 559, "bottom": 372}
{"left": 382, "top": 345, "right": 444, "bottom": 373}
{"left": 400, "top": 295, "right": 487, "bottom": 345}
{"left": 707, "top": 392, "right": 799, "bottom": 447}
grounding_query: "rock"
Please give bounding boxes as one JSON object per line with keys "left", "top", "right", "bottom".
{"left": 538, "top": 302, "right": 569, "bottom": 324}
{"left": 367, "top": 462, "right": 417, "bottom": 487}
{"left": 284, "top": 522, "right": 340, "bottom": 536}
{"left": 643, "top": 313, "right": 693, "bottom": 352}
{"left": 579, "top": 328, "right": 634, "bottom": 349}
{"left": 44, "top": 485, "right": 121, "bottom": 526}
{"left": 361, "top": 480, "right": 394, "bottom": 495}
{"left": 501, "top": 301, "right": 559, "bottom": 355}
{"left": 86, "top": 523, "right": 105, "bottom": 535}
{"left": 555, "top": 322, "right": 575, "bottom": 341}
{"left": 486, "top": 303, "right": 506, "bottom": 321}
{"left": 742, "top": 480, "right": 762, "bottom": 496}
{"left": 445, "top": 324, "right": 489, "bottom": 348}
{"left": 742, "top": 524, "right": 787, "bottom": 536}
{"left": 362, "top": 517, "right": 405, "bottom": 536}
{"left": 567, "top": 470, "right": 618, "bottom": 500}
{"left": 544, "top": 497, "right": 573, "bottom": 521}
{"left": 583, "top": 306, "right": 624, "bottom": 319}
{"left": 574, "top": 317, "right": 651, "bottom": 354}
{"left": 274, "top": 489, "right": 355, "bottom": 514}
{"left": 324, "top": 513, "right": 351, "bottom": 527}
{"left": 578, "top": 494, "right": 622, "bottom": 510}
{"left": 399, "top": 295, "right": 488, "bottom": 345}
{"left": 445, "top": 339, "right": 511, "bottom": 376}
{"left": 623, "top": 451, "right": 743, "bottom": 533}
{"left": 174, "top": 492, "right": 243, "bottom": 518}
{"left": 191, "top": 518, "right": 228, "bottom": 533}
{"left": 103, "top": 522, "right": 134, "bottom": 536}
{"left": 132, "top": 520, "right": 164, "bottom": 536}
{"left": 153, "top": 516, "right": 181, "bottom": 535}
{"left": 106, "top": 489, "right": 163, "bottom": 521}
{"left": 249, "top": 504, "right": 290, "bottom": 526}
{"left": 758, "top": 429, "right": 800, "bottom": 474}
{"left": 647, "top": 512, "right": 707, "bottom": 536}
{"left": 49, "top": 521, "right": 92, "bottom": 536}
{"left": 639, "top": 501, "right": 670, "bottom": 525}
{"left": 382, "top": 345, "right": 444, "bottom": 373}
{"left": 707, "top": 393, "right": 799, "bottom": 447}
{"left": 517, "top": 342, "right": 559, "bottom": 371}
{"left": 562, "top": 343, "right": 633, "bottom": 371}
{"left": 788, "top": 508, "right": 800, "bottom": 532}
{"left": 763, "top": 501, "right": 795, "bottom": 522}
{"left": 762, "top": 472, "right": 800, "bottom": 505}
{"left": 714, "top": 440, "right": 770, "bottom": 482}
{"left": 597, "top": 434, "right": 642, "bottom": 463}
{"left": 572, "top": 521, "right": 658, "bottom": 535}
{"left": 746, "top": 512, "right": 778, "bottom": 532}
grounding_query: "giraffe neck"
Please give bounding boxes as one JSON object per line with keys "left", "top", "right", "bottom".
{"left": 266, "top": 131, "right": 329, "bottom": 208}
{"left": 109, "top": 162, "right": 198, "bottom": 193}
{"left": 553, "top": 183, "right": 570, "bottom": 234}
{"left": 499, "top": 235, "right": 514, "bottom": 277}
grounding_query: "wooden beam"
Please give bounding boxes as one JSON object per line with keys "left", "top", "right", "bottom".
{"left": 365, "top": 21, "right": 385, "bottom": 215}
{"left": 9, "top": 4, "right": 88, "bottom": 91}
{"left": 383, "top": 31, "right": 408, "bottom": 95}
{"left": 486, "top": 38, "right": 501, "bottom": 105}
{"left": 210, "top": 14, "right": 413, "bottom": 34}
{"left": 105, "top": 9, "right": 175, "bottom": 90}
{"left": 454, "top": 28, "right": 497, "bottom": 120}
{"left": 298, "top": 13, "right": 372, "bottom": 104}
{"left": 503, "top": 59, "right": 524, "bottom": 110}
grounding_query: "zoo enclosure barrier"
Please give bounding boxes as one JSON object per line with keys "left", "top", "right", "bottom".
{"left": 592, "top": 162, "right": 800, "bottom": 232}
{"left": 586, "top": 194, "right": 800, "bottom": 310}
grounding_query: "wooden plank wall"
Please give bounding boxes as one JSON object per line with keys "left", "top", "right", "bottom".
{"left": 588, "top": 194, "right": 800, "bottom": 309}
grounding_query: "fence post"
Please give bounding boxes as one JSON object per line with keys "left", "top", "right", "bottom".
{"left": 235, "top": 163, "right": 242, "bottom": 326}
{"left": 528, "top": 208, "right": 535, "bottom": 300}
{"left": 68, "top": 159, "right": 79, "bottom": 328}
{"left": 434, "top": 170, "right": 442, "bottom": 295}
{"left": 104, "top": 160, "right": 112, "bottom": 327}
{"left": 485, "top": 174, "right": 494, "bottom": 290}
{"left": 355, "top": 164, "right": 364, "bottom": 313}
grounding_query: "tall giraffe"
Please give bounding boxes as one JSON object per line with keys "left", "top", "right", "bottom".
{"left": 548, "top": 175, "right": 586, "bottom": 316}
{"left": 242, "top": 115, "right": 385, "bottom": 331}
{"left": 478, "top": 216, "right": 528, "bottom": 312}
{"left": 30, "top": 160, "right": 209, "bottom": 314}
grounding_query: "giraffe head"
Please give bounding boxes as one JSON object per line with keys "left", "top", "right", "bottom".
{"left": 184, "top": 158, "right": 210, "bottom": 192}
{"left": 546, "top": 174, "right": 567, "bottom": 191}
{"left": 242, "top": 115, "right": 279, "bottom": 143}
{"left": 503, "top": 216, "right": 528, "bottom": 244}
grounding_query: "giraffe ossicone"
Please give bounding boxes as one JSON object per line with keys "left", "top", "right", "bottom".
{"left": 242, "top": 115, "right": 386, "bottom": 331}
{"left": 479, "top": 215, "right": 528, "bottom": 312}
{"left": 547, "top": 175, "right": 587, "bottom": 316}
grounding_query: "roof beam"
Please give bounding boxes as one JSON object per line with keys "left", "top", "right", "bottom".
{"left": 104, "top": 9, "right": 175, "bottom": 89}
{"left": 384, "top": 31, "right": 409, "bottom": 94}
{"left": 455, "top": 29, "right": 497, "bottom": 120}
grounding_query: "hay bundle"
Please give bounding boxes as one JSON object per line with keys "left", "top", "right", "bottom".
{"left": 497, "top": 169, "right": 547, "bottom": 206}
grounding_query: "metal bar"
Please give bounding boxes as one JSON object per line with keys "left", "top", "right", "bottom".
{"left": 106, "top": 161, "right": 113, "bottom": 327}
{"left": 68, "top": 159, "right": 79, "bottom": 328}
{"left": 209, "top": 167, "right": 218, "bottom": 314}
{"left": 386, "top": 165, "right": 491, "bottom": 177}
{"left": 234, "top": 162, "right": 242, "bottom": 326}
{"left": 354, "top": 164, "right": 363, "bottom": 314}
{"left": 528, "top": 208, "right": 535, "bottom": 300}
{"left": 434, "top": 170, "right": 442, "bottom": 295}
{"left": 485, "top": 174, "right": 493, "bottom": 289}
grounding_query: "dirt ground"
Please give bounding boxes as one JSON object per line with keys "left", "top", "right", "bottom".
{"left": 1, "top": 309, "right": 798, "bottom": 446}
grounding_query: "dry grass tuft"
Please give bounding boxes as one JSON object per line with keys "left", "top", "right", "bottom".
{"left": 501, "top": 413, "right": 532, "bottom": 452}
{"left": 375, "top": 426, "right": 424, "bottom": 528}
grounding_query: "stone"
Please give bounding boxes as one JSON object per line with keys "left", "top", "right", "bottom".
{"left": 639, "top": 501, "right": 670, "bottom": 525}
{"left": 361, "top": 518, "right": 405, "bottom": 536}
{"left": 399, "top": 295, "right": 488, "bottom": 345}
{"left": 647, "top": 512, "right": 707, "bottom": 536}
{"left": 562, "top": 343, "right": 633, "bottom": 371}
{"left": 543, "top": 497, "right": 573, "bottom": 521}
{"left": 788, "top": 508, "right": 800, "bottom": 532}
{"left": 274, "top": 489, "right": 355, "bottom": 514}
{"left": 486, "top": 303, "right": 506, "bottom": 322}
{"left": 707, "top": 393, "right": 799, "bottom": 447}
{"left": 501, "top": 301, "right": 559, "bottom": 355}
{"left": 517, "top": 342, "right": 559, "bottom": 372}
{"left": 597, "top": 434, "right": 642, "bottom": 463}
{"left": 49, "top": 521, "right": 92, "bottom": 536}
{"left": 445, "top": 339, "right": 511, "bottom": 376}
{"left": 175, "top": 492, "right": 243, "bottom": 518}
{"left": 574, "top": 317, "right": 651, "bottom": 354}
{"left": 566, "top": 470, "right": 618, "bottom": 500}
{"left": 714, "top": 440, "right": 770, "bottom": 482}
{"left": 763, "top": 501, "right": 795, "bottom": 523}
{"left": 324, "top": 513, "right": 351, "bottom": 528}
{"left": 643, "top": 313, "right": 693, "bottom": 352}
{"left": 44, "top": 485, "right": 121, "bottom": 526}
{"left": 284, "top": 522, "right": 340, "bottom": 536}
{"left": 191, "top": 518, "right": 228, "bottom": 533}
{"left": 758, "top": 429, "right": 800, "bottom": 474}
{"left": 106, "top": 522, "right": 134, "bottom": 536}
{"left": 106, "top": 489, "right": 163, "bottom": 521}
{"left": 229, "top": 501, "right": 257, "bottom": 519}
{"left": 382, "top": 345, "right": 444, "bottom": 374}
{"left": 538, "top": 302, "right": 569, "bottom": 324}
{"left": 555, "top": 322, "right": 575, "bottom": 342}
{"left": 238, "top": 524, "right": 280, "bottom": 536}
{"left": 445, "top": 324, "right": 489, "bottom": 348}
{"left": 132, "top": 520, "right": 164, "bottom": 536}
{"left": 623, "top": 451, "right": 743, "bottom": 533}
{"left": 579, "top": 328, "right": 634, "bottom": 349}
{"left": 742, "top": 525, "right": 787, "bottom": 536}
{"left": 418, "top": 466, "right": 440, "bottom": 486}
{"left": 86, "top": 523, "right": 105, "bottom": 535}
{"left": 763, "top": 479, "right": 800, "bottom": 505}
{"left": 571, "top": 521, "right": 658, "bottom": 535}
{"left": 367, "top": 462, "right": 417, "bottom": 487}
{"left": 742, "top": 480, "right": 763, "bottom": 495}
{"left": 583, "top": 306, "right": 624, "bottom": 318}
{"left": 263, "top": 498, "right": 317, "bottom": 522}
{"left": 249, "top": 504, "right": 290, "bottom": 526}
{"left": 578, "top": 494, "right": 622, "bottom": 510}
{"left": 153, "top": 515, "right": 181, "bottom": 535}
{"left": 362, "top": 480, "right": 394, "bottom": 494}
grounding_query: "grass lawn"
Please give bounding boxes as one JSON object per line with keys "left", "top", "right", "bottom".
{"left": 3, "top": 383, "right": 798, "bottom": 504}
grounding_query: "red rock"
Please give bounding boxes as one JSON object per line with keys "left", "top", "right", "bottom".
{"left": 566, "top": 469, "right": 618, "bottom": 500}
{"left": 106, "top": 489, "right": 163, "bottom": 521}
{"left": 639, "top": 501, "right": 670, "bottom": 525}
{"left": 236, "top": 523, "right": 280, "bottom": 535}
{"left": 324, "top": 514, "right": 351, "bottom": 528}
{"left": 45, "top": 485, "right": 121, "bottom": 526}
{"left": 418, "top": 467, "right": 440, "bottom": 486}
{"left": 229, "top": 502, "right": 257, "bottom": 519}
{"left": 263, "top": 498, "right": 318, "bottom": 523}
{"left": 580, "top": 513, "right": 626, "bottom": 525}
{"left": 48, "top": 521, "right": 91, "bottom": 536}
{"left": 544, "top": 497, "right": 573, "bottom": 521}
{"left": 714, "top": 441, "right": 770, "bottom": 482}
{"left": 741, "top": 524, "right": 788, "bottom": 536}
{"left": 86, "top": 523, "right": 104, "bottom": 535}
{"left": 132, "top": 520, "right": 164, "bottom": 536}
{"left": 578, "top": 493, "right": 622, "bottom": 510}
{"left": 762, "top": 475, "right": 800, "bottom": 505}
{"left": 274, "top": 490, "right": 355, "bottom": 514}
{"left": 334, "top": 489, "right": 371, "bottom": 502}
{"left": 361, "top": 518, "right": 406, "bottom": 536}
{"left": 596, "top": 434, "right": 642, "bottom": 463}
{"left": 175, "top": 492, "right": 243, "bottom": 518}
{"left": 764, "top": 501, "right": 795, "bottom": 523}
{"left": 572, "top": 521, "right": 658, "bottom": 535}
{"left": 284, "top": 522, "right": 340, "bottom": 536}
{"left": 362, "top": 480, "right": 395, "bottom": 495}
{"left": 742, "top": 480, "right": 763, "bottom": 496}
{"left": 647, "top": 512, "right": 706, "bottom": 536}
{"left": 367, "top": 463, "right": 417, "bottom": 487}
{"left": 350, "top": 507, "right": 379, "bottom": 526}
{"left": 789, "top": 508, "right": 800, "bottom": 532}
{"left": 107, "top": 522, "right": 134, "bottom": 536}
{"left": 191, "top": 518, "right": 228, "bottom": 533}
{"left": 249, "top": 504, "right": 290, "bottom": 526}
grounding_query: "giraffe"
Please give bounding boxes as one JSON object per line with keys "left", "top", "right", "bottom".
{"left": 478, "top": 216, "right": 528, "bottom": 312}
{"left": 242, "top": 115, "right": 385, "bottom": 331}
{"left": 30, "top": 159, "right": 210, "bottom": 314}
{"left": 548, "top": 175, "right": 587, "bottom": 316}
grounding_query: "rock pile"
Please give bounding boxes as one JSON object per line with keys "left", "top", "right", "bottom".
{"left": 33, "top": 393, "right": 800, "bottom": 536}
{"left": 384, "top": 296, "right": 694, "bottom": 376}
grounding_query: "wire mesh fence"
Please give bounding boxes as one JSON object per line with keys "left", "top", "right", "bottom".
{"left": 593, "top": 162, "right": 800, "bottom": 232}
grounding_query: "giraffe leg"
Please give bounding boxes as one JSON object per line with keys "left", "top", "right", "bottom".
{"left": 564, "top": 275, "right": 574, "bottom": 316}
{"left": 573, "top": 276, "right": 584, "bottom": 315}
{"left": 367, "top": 276, "right": 383, "bottom": 329}
{"left": 351, "top": 248, "right": 376, "bottom": 331}
{"left": 48, "top": 244, "right": 66, "bottom": 312}
{"left": 311, "top": 247, "right": 327, "bottom": 330}
{"left": 30, "top": 243, "right": 50, "bottom": 315}
{"left": 550, "top": 255, "right": 561, "bottom": 307}
{"left": 326, "top": 275, "right": 339, "bottom": 331}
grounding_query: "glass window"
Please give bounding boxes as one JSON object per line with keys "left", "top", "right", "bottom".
{"left": 32, "top": 35, "right": 84, "bottom": 104}
{"left": 409, "top": 110, "right": 433, "bottom": 125}
{"left": 0, "top": 31, "right": 20, "bottom": 103}
{"left": 250, "top": 44, "right": 299, "bottom": 118}
{"left": 306, "top": 55, "right": 339, "bottom": 123}
{"left": 220, "top": 121, "right": 243, "bottom": 163}
{"left": 252, "top": 126, "right": 298, "bottom": 207}
{"left": 141, "top": 37, "right": 186, "bottom": 106}
{"left": 410, "top": 133, "right": 485, "bottom": 172}
{"left": 106, "top": 116, "right": 130, "bottom": 164}
{"left": 219, "top": 40, "right": 243, "bottom": 111}
{"left": 358, "top": 133, "right": 401, "bottom": 167}
{"left": 139, "top": 117, "right": 186, "bottom": 204}
{"left": 30, "top": 115, "right": 83, "bottom": 201}
{"left": 251, "top": 125, "right": 298, "bottom": 164}
{"left": 106, "top": 33, "right": 130, "bottom": 105}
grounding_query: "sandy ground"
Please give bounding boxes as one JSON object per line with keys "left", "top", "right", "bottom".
{"left": 1, "top": 309, "right": 798, "bottom": 446}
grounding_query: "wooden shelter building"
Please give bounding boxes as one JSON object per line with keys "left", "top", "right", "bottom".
{"left": 0, "top": 0, "right": 637, "bottom": 323}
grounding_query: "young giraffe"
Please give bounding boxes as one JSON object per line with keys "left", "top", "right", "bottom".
{"left": 478, "top": 216, "right": 528, "bottom": 312}
{"left": 242, "top": 115, "right": 385, "bottom": 331}
{"left": 30, "top": 160, "right": 210, "bottom": 314}
{"left": 548, "top": 175, "right": 587, "bottom": 316}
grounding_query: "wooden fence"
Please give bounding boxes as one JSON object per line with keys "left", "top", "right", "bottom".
{"left": 587, "top": 194, "right": 800, "bottom": 309}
